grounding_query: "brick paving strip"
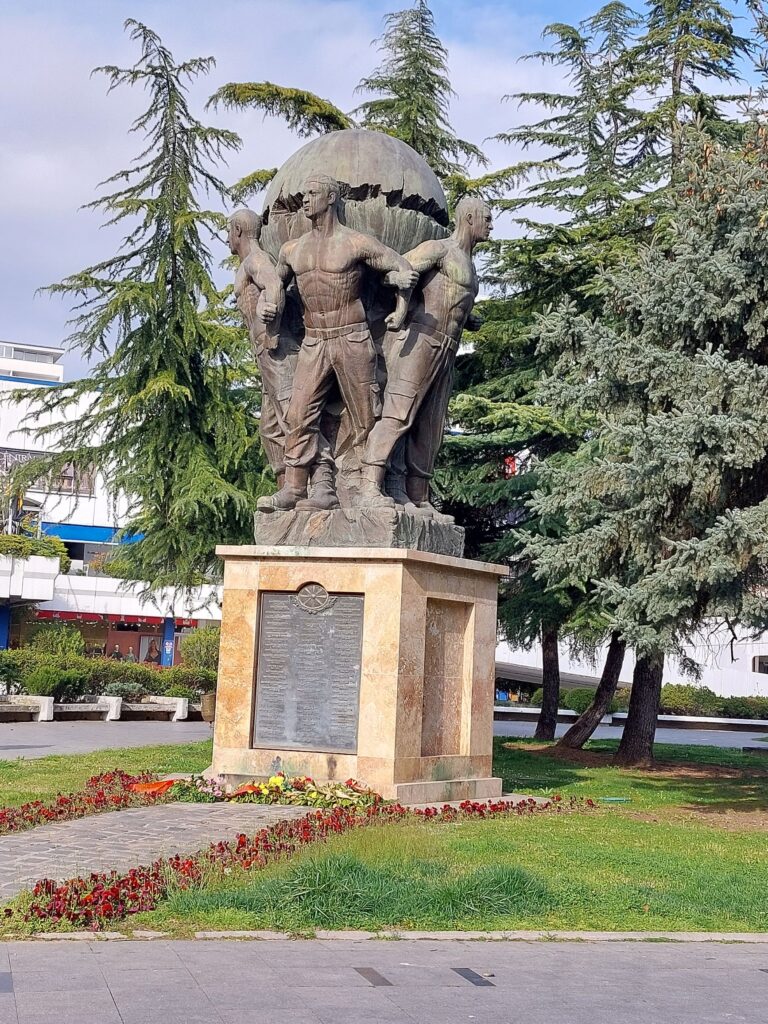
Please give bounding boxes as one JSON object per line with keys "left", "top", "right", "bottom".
{"left": 0, "top": 804, "right": 308, "bottom": 904}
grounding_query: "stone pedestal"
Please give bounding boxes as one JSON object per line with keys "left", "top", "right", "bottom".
{"left": 254, "top": 508, "right": 465, "bottom": 558}
{"left": 211, "top": 546, "right": 505, "bottom": 803}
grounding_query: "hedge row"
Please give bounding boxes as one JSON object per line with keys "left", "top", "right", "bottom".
{"left": 660, "top": 683, "right": 768, "bottom": 720}
{"left": 0, "top": 649, "right": 216, "bottom": 701}
{"left": 526, "top": 683, "right": 768, "bottom": 721}
{"left": 528, "top": 687, "right": 631, "bottom": 714}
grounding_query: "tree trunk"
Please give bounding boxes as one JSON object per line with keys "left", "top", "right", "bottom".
{"left": 613, "top": 651, "right": 664, "bottom": 766}
{"left": 555, "top": 632, "right": 626, "bottom": 751}
{"left": 534, "top": 625, "right": 560, "bottom": 741}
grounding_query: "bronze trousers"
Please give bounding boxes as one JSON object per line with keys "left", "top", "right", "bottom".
{"left": 363, "top": 323, "right": 457, "bottom": 480}
{"left": 284, "top": 324, "right": 380, "bottom": 469}
{"left": 255, "top": 333, "right": 300, "bottom": 476}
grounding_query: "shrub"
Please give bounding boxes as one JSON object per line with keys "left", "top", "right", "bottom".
{"left": 179, "top": 627, "right": 220, "bottom": 673}
{"left": 158, "top": 665, "right": 217, "bottom": 694}
{"left": 721, "top": 696, "right": 768, "bottom": 720}
{"left": 164, "top": 684, "right": 198, "bottom": 700}
{"left": 28, "top": 623, "right": 85, "bottom": 658}
{"left": 100, "top": 680, "right": 148, "bottom": 700}
{"left": 0, "top": 534, "right": 71, "bottom": 574}
{"left": 24, "top": 666, "right": 88, "bottom": 703}
{"left": 660, "top": 683, "right": 724, "bottom": 717}
{"left": 613, "top": 687, "right": 631, "bottom": 711}
{"left": 0, "top": 651, "right": 24, "bottom": 695}
{"left": 528, "top": 687, "right": 543, "bottom": 707}
{"left": 561, "top": 688, "right": 597, "bottom": 715}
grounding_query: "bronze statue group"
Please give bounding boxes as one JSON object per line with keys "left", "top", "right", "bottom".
{"left": 228, "top": 174, "right": 492, "bottom": 519}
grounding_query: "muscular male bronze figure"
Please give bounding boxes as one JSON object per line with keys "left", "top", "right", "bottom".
{"left": 357, "top": 196, "right": 493, "bottom": 513}
{"left": 264, "top": 174, "right": 417, "bottom": 511}
{"left": 229, "top": 210, "right": 293, "bottom": 477}
{"left": 229, "top": 209, "right": 337, "bottom": 512}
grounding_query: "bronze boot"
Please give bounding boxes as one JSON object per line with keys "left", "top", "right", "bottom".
{"left": 354, "top": 464, "right": 395, "bottom": 508}
{"left": 257, "top": 466, "right": 309, "bottom": 513}
{"left": 296, "top": 460, "right": 340, "bottom": 511}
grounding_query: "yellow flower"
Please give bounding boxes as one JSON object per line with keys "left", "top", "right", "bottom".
{"left": 267, "top": 775, "right": 285, "bottom": 789}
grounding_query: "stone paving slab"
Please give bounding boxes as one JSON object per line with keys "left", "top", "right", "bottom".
{"left": 0, "top": 804, "right": 307, "bottom": 903}
{"left": 0, "top": 720, "right": 212, "bottom": 759}
{"left": 0, "top": 939, "right": 767, "bottom": 1023}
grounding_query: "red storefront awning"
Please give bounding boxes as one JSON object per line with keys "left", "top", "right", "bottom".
{"left": 36, "top": 610, "right": 105, "bottom": 623}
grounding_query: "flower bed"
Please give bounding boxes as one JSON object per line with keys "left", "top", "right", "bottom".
{"left": 0, "top": 773, "right": 378, "bottom": 837}
{"left": 165, "top": 773, "right": 380, "bottom": 808}
{"left": 3, "top": 796, "right": 586, "bottom": 931}
{"left": 0, "top": 771, "right": 170, "bottom": 835}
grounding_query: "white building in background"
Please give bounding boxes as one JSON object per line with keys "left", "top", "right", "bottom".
{"left": 0, "top": 341, "right": 64, "bottom": 384}
{"left": 495, "top": 626, "right": 768, "bottom": 700}
{"left": 0, "top": 342, "right": 220, "bottom": 664}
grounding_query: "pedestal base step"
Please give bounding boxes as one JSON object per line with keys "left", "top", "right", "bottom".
{"left": 253, "top": 507, "right": 465, "bottom": 557}
{"left": 394, "top": 777, "right": 503, "bottom": 806}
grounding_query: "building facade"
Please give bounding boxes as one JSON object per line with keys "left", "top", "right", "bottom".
{"left": 0, "top": 342, "right": 221, "bottom": 664}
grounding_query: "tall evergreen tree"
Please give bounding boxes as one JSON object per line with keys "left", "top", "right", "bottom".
{"left": 209, "top": 1, "right": 486, "bottom": 193}
{"left": 10, "top": 21, "right": 265, "bottom": 591}
{"left": 524, "top": 122, "right": 768, "bottom": 764}
{"left": 353, "top": 0, "right": 485, "bottom": 176}
{"left": 638, "top": 0, "right": 751, "bottom": 173}
{"left": 441, "top": 3, "right": 647, "bottom": 737}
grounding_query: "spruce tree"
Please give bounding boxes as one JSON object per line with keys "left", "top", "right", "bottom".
{"left": 525, "top": 122, "right": 768, "bottom": 764}
{"left": 441, "top": 4, "right": 646, "bottom": 737}
{"left": 10, "top": 21, "right": 265, "bottom": 591}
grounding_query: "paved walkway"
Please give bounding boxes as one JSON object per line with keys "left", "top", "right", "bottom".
{"left": 0, "top": 938, "right": 765, "bottom": 1023}
{"left": 1, "top": 718, "right": 765, "bottom": 761}
{"left": 0, "top": 805, "right": 306, "bottom": 904}
{"left": 0, "top": 721, "right": 212, "bottom": 759}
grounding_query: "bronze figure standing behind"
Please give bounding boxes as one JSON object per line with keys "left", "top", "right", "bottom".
{"left": 357, "top": 196, "right": 493, "bottom": 514}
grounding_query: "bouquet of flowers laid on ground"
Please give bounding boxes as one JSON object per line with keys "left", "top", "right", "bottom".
{"left": 164, "top": 773, "right": 380, "bottom": 808}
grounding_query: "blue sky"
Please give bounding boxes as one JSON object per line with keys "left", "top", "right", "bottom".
{"left": 0, "top": 0, "right": 756, "bottom": 378}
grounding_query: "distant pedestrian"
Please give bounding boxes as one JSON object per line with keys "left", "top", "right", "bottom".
{"left": 109, "top": 644, "right": 122, "bottom": 661}
{"left": 124, "top": 646, "right": 137, "bottom": 663}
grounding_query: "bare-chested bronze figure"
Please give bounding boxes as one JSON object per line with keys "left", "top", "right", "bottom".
{"left": 358, "top": 196, "right": 493, "bottom": 513}
{"left": 263, "top": 174, "right": 417, "bottom": 511}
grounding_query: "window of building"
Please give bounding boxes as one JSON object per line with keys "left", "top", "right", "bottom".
{"left": 752, "top": 655, "right": 768, "bottom": 674}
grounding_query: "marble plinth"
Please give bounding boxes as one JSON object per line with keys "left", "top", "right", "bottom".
{"left": 253, "top": 508, "right": 465, "bottom": 558}
{"left": 211, "top": 546, "right": 505, "bottom": 803}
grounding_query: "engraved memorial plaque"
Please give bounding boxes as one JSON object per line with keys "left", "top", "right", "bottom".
{"left": 253, "top": 584, "right": 364, "bottom": 752}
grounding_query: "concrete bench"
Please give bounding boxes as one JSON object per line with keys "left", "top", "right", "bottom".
{"left": 0, "top": 695, "right": 54, "bottom": 722}
{"left": 493, "top": 706, "right": 613, "bottom": 726}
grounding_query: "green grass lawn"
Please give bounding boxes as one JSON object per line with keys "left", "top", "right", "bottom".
{"left": 3, "top": 736, "right": 768, "bottom": 934}
{"left": 137, "top": 808, "right": 768, "bottom": 935}
{"left": 0, "top": 740, "right": 213, "bottom": 806}
{"left": 126, "top": 737, "right": 768, "bottom": 936}
{"left": 493, "top": 737, "right": 768, "bottom": 813}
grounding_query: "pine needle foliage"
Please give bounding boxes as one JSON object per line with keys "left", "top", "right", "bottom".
{"left": 207, "top": 82, "right": 353, "bottom": 136}
{"left": 525, "top": 122, "right": 768, "bottom": 701}
{"left": 637, "top": 0, "right": 752, "bottom": 172}
{"left": 353, "top": 0, "right": 486, "bottom": 177}
{"left": 9, "top": 20, "right": 266, "bottom": 592}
